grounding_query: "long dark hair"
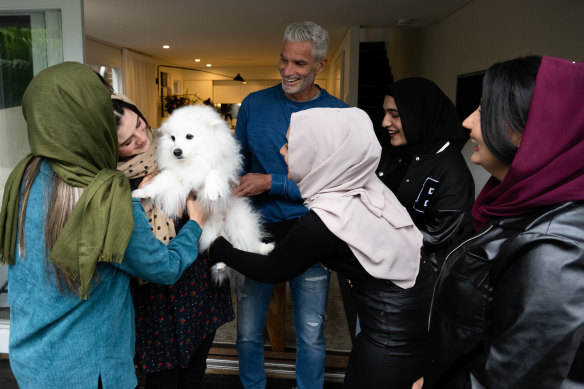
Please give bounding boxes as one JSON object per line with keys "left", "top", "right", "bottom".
{"left": 481, "top": 55, "right": 542, "bottom": 164}
{"left": 17, "top": 157, "right": 85, "bottom": 295}
{"left": 112, "top": 99, "right": 149, "bottom": 129}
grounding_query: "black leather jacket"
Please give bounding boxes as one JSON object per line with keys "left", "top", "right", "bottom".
{"left": 376, "top": 142, "right": 475, "bottom": 271}
{"left": 425, "top": 202, "right": 584, "bottom": 389}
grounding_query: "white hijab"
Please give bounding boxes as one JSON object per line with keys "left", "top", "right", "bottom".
{"left": 288, "top": 107, "right": 422, "bottom": 288}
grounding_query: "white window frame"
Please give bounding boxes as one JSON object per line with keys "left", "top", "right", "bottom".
{"left": 0, "top": 0, "right": 84, "bottom": 355}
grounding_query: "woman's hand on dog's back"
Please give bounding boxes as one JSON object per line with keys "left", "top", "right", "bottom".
{"left": 186, "top": 192, "right": 208, "bottom": 227}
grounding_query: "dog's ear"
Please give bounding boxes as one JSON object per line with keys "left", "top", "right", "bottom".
{"left": 159, "top": 123, "right": 175, "bottom": 138}
{"left": 210, "top": 118, "right": 226, "bottom": 130}
{"left": 152, "top": 127, "right": 164, "bottom": 141}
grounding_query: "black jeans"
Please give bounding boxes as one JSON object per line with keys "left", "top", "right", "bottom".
{"left": 344, "top": 259, "right": 435, "bottom": 389}
{"left": 144, "top": 331, "right": 216, "bottom": 389}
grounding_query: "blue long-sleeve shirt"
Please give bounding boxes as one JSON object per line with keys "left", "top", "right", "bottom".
{"left": 8, "top": 160, "right": 201, "bottom": 389}
{"left": 235, "top": 84, "right": 348, "bottom": 223}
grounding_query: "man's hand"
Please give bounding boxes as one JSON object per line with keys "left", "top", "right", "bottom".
{"left": 233, "top": 173, "right": 272, "bottom": 197}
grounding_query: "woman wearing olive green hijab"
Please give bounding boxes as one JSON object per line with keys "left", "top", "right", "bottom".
{"left": 0, "top": 62, "right": 207, "bottom": 389}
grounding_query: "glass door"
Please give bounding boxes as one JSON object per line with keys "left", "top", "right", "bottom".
{"left": 0, "top": 0, "right": 84, "bottom": 354}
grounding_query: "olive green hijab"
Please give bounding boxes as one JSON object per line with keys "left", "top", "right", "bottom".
{"left": 0, "top": 62, "right": 133, "bottom": 299}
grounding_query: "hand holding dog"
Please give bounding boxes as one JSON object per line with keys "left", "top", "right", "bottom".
{"left": 234, "top": 173, "right": 272, "bottom": 197}
{"left": 186, "top": 192, "right": 208, "bottom": 227}
{"left": 130, "top": 105, "right": 273, "bottom": 285}
{"left": 138, "top": 172, "right": 157, "bottom": 189}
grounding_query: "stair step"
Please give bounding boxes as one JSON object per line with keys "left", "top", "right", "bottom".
{"left": 359, "top": 50, "right": 387, "bottom": 60}
{"left": 359, "top": 73, "right": 393, "bottom": 85}
{"left": 358, "top": 85, "right": 387, "bottom": 95}
{"left": 360, "top": 57, "right": 389, "bottom": 68}
{"left": 359, "top": 70, "right": 392, "bottom": 79}
{"left": 360, "top": 41, "right": 386, "bottom": 51}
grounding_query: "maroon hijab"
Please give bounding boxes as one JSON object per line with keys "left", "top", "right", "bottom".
{"left": 473, "top": 56, "right": 584, "bottom": 230}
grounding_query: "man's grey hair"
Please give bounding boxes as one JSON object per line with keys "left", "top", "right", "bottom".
{"left": 283, "top": 21, "right": 329, "bottom": 61}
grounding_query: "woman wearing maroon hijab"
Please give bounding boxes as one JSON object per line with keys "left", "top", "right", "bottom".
{"left": 413, "top": 55, "right": 584, "bottom": 389}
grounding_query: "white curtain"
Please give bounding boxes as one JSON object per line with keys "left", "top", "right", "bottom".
{"left": 122, "top": 49, "right": 158, "bottom": 126}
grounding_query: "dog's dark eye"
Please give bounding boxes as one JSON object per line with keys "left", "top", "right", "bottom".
{"left": 171, "top": 135, "right": 175, "bottom": 141}
{"left": 186, "top": 134, "right": 193, "bottom": 140}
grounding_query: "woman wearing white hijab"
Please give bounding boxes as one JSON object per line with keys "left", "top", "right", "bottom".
{"left": 208, "top": 107, "right": 434, "bottom": 388}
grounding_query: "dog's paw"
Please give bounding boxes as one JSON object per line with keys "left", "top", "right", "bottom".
{"left": 258, "top": 242, "right": 275, "bottom": 255}
{"left": 131, "top": 188, "right": 148, "bottom": 199}
{"left": 210, "top": 262, "right": 229, "bottom": 286}
{"left": 203, "top": 175, "right": 228, "bottom": 202}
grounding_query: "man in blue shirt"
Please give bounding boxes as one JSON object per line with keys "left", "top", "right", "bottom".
{"left": 233, "top": 21, "right": 348, "bottom": 389}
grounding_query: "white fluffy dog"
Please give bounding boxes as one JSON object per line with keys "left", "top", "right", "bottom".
{"left": 131, "top": 104, "right": 273, "bottom": 284}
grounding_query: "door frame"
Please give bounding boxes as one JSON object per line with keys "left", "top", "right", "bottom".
{"left": 0, "top": 0, "right": 85, "bottom": 355}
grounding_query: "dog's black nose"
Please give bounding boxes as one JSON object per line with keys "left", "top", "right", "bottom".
{"left": 173, "top": 149, "right": 183, "bottom": 157}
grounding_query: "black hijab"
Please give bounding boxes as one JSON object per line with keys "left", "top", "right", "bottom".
{"left": 377, "top": 77, "right": 468, "bottom": 193}
{"left": 386, "top": 77, "right": 468, "bottom": 154}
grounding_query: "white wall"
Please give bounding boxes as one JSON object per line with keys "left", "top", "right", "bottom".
{"left": 388, "top": 0, "right": 584, "bottom": 97}
{"left": 328, "top": 26, "right": 360, "bottom": 106}
{"left": 385, "top": 0, "right": 584, "bottom": 195}
{"left": 385, "top": 27, "right": 423, "bottom": 80}
{"left": 213, "top": 80, "right": 280, "bottom": 103}
{"left": 85, "top": 37, "right": 122, "bottom": 68}
{"left": 417, "top": 0, "right": 584, "bottom": 99}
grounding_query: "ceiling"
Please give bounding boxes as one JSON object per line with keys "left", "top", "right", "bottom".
{"left": 84, "top": 0, "right": 473, "bottom": 69}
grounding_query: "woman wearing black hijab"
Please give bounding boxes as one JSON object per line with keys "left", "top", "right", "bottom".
{"left": 376, "top": 77, "right": 475, "bottom": 271}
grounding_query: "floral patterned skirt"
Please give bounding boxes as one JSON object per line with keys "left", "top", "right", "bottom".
{"left": 132, "top": 257, "right": 234, "bottom": 374}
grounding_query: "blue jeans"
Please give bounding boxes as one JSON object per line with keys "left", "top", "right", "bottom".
{"left": 236, "top": 262, "right": 331, "bottom": 389}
